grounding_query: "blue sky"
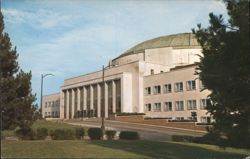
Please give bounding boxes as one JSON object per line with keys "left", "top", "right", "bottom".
{"left": 2, "top": 0, "right": 229, "bottom": 107}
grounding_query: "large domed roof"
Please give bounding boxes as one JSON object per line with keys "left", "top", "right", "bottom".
{"left": 118, "top": 33, "right": 200, "bottom": 58}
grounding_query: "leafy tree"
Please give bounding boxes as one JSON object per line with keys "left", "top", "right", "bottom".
{"left": 192, "top": 0, "right": 249, "bottom": 147}
{"left": 0, "top": 11, "right": 37, "bottom": 130}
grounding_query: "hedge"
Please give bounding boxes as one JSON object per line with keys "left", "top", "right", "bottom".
{"left": 88, "top": 128, "right": 102, "bottom": 140}
{"left": 50, "top": 129, "right": 75, "bottom": 140}
{"left": 75, "top": 128, "right": 85, "bottom": 140}
{"left": 105, "top": 130, "right": 116, "bottom": 140}
{"left": 119, "top": 131, "right": 139, "bottom": 140}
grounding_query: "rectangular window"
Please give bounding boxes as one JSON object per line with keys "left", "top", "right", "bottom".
{"left": 187, "top": 100, "right": 197, "bottom": 110}
{"left": 153, "top": 85, "right": 161, "bottom": 94}
{"left": 164, "top": 102, "right": 172, "bottom": 111}
{"left": 45, "top": 102, "right": 47, "bottom": 108}
{"left": 145, "top": 104, "right": 151, "bottom": 111}
{"left": 200, "top": 116, "right": 211, "bottom": 123}
{"left": 145, "top": 87, "right": 151, "bottom": 95}
{"left": 153, "top": 103, "right": 161, "bottom": 112}
{"left": 163, "top": 84, "right": 172, "bottom": 93}
{"left": 174, "top": 82, "right": 183, "bottom": 92}
{"left": 176, "top": 117, "right": 184, "bottom": 120}
{"left": 187, "top": 80, "right": 196, "bottom": 91}
{"left": 175, "top": 101, "right": 184, "bottom": 111}
{"left": 45, "top": 112, "right": 47, "bottom": 116}
{"left": 200, "top": 99, "right": 209, "bottom": 109}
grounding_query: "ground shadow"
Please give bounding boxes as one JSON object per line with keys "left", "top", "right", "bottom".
{"left": 91, "top": 140, "right": 247, "bottom": 159}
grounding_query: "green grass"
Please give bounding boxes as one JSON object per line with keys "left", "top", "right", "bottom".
{"left": 1, "top": 120, "right": 82, "bottom": 137}
{"left": 2, "top": 140, "right": 249, "bottom": 159}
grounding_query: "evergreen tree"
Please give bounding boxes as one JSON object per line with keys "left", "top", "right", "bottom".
{"left": 192, "top": 0, "right": 249, "bottom": 147}
{"left": 0, "top": 11, "right": 37, "bottom": 130}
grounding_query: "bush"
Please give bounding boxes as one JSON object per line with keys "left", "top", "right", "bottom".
{"left": 75, "top": 128, "right": 85, "bottom": 140}
{"left": 119, "top": 131, "right": 139, "bottom": 140}
{"left": 172, "top": 135, "right": 195, "bottom": 142}
{"left": 36, "top": 128, "right": 48, "bottom": 140}
{"left": 88, "top": 128, "right": 102, "bottom": 140}
{"left": 51, "top": 129, "right": 75, "bottom": 140}
{"left": 105, "top": 130, "right": 116, "bottom": 140}
{"left": 15, "top": 127, "right": 36, "bottom": 140}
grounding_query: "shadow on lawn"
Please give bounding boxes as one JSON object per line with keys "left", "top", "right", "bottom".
{"left": 91, "top": 140, "right": 246, "bottom": 159}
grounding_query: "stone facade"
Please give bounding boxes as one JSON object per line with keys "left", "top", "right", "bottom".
{"left": 42, "top": 33, "right": 212, "bottom": 123}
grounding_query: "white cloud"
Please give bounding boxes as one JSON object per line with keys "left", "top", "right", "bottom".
{"left": 2, "top": 8, "right": 78, "bottom": 29}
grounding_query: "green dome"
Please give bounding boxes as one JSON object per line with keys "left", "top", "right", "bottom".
{"left": 118, "top": 33, "right": 200, "bottom": 58}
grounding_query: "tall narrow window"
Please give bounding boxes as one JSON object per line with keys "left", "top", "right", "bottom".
{"left": 175, "top": 101, "right": 184, "bottom": 111}
{"left": 153, "top": 85, "right": 161, "bottom": 94}
{"left": 153, "top": 103, "right": 161, "bottom": 112}
{"left": 163, "top": 84, "right": 172, "bottom": 93}
{"left": 187, "top": 80, "right": 196, "bottom": 90}
{"left": 164, "top": 102, "right": 172, "bottom": 111}
{"left": 145, "top": 87, "right": 151, "bottom": 95}
{"left": 145, "top": 104, "right": 151, "bottom": 111}
{"left": 174, "top": 82, "right": 183, "bottom": 92}
{"left": 200, "top": 99, "right": 209, "bottom": 109}
{"left": 187, "top": 100, "right": 197, "bottom": 110}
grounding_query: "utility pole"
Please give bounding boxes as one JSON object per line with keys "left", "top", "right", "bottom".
{"left": 101, "top": 65, "right": 105, "bottom": 139}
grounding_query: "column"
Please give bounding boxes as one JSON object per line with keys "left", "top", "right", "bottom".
{"left": 77, "top": 88, "right": 81, "bottom": 111}
{"left": 112, "top": 80, "right": 116, "bottom": 113}
{"left": 83, "top": 86, "right": 87, "bottom": 117}
{"left": 104, "top": 82, "right": 108, "bottom": 117}
{"left": 90, "top": 85, "right": 94, "bottom": 110}
{"left": 60, "top": 90, "right": 65, "bottom": 119}
{"left": 97, "top": 84, "right": 101, "bottom": 117}
{"left": 66, "top": 90, "right": 70, "bottom": 119}
{"left": 72, "top": 89, "right": 75, "bottom": 118}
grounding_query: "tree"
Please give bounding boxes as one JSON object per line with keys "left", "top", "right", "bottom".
{"left": 0, "top": 11, "right": 37, "bottom": 130}
{"left": 192, "top": 0, "right": 249, "bottom": 147}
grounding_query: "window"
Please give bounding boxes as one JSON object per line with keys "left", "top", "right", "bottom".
{"left": 145, "top": 87, "right": 151, "bottom": 95}
{"left": 200, "top": 116, "right": 211, "bottom": 123}
{"left": 175, "top": 101, "right": 184, "bottom": 111}
{"left": 45, "top": 112, "right": 47, "bottom": 116}
{"left": 145, "top": 104, "right": 151, "bottom": 111}
{"left": 174, "top": 82, "right": 183, "bottom": 92}
{"left": 187, "top": 80, "right": 196, "bottom": 90}
{"left": 52, "top": 111, "right": 54, "bottom": 116}
{"left": 153, "top": 103, "right": 161, "bottom": 111}
{"left": 52, "top": 101, "right": 55, "bottom": 107}
{"left": 45, "top": 102, "right": 47, "bottom": 108}
{"left": 164, "top": 102, "right": 172, "bottom": 111}
{"left": 48, "top": 112, "right": 51, "bottom": 116}
{"left": 187, "top": 100, "right": 197, "bottom": 110}
{"left": 163, "top": 84, "right": 172, "bottom": 93}
{"left": 48, "top": 102, "right": 51, "bottom": 107}
{"left": 200, "top": 99, "right": 209, "bottom": 109}
{"left": 153, "top": 85, "right": 161, "bottom": 94}
{"left": 176, "top": 117, "right": 184, "bottom": 120}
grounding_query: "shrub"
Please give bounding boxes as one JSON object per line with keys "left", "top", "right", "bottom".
{"left": 88, "top": 128, "right": 102, "bottom": 140}
{"left": 51, "top": 129, "right": 75, "bottom": 140}
{"left": 15, "top": 127, "right": 36, "bottom": 140}
{"left": 119, "top": 131, "right": 139, "bottom": 140}
{"left": 172, "top": 135, "right": 195, "bottom": 142}
{"left": 105, "top": 130, "right": 116, "bottom": 140}
{"left": 36, "top": 128, "right": 48, "bottom": 140}
{"left": 75, "top": 128, "right": 85, "bottom": 140}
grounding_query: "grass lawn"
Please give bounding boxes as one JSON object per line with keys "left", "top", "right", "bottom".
{"left": 2, "top": 140, "right": 249, "bottom": 159}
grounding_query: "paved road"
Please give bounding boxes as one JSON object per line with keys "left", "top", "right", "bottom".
{"left": 65, "top": 119, "right": 207, "bottom": 141}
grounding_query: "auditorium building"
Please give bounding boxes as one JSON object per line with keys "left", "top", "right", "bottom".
{"left": 42, "top": 33, "right": 212, "bottom": 123}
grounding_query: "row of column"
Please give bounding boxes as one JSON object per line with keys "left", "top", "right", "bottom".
{"left": 63, "top": 79, "right": 121, "bottom": 119}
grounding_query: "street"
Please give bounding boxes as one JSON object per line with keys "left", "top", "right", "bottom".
{"left": 65, "top": 119, "right": 207, "bottom": 141}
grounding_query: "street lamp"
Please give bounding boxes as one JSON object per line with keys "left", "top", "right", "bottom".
{"left": 40, "top": 73, "right": 54, "bottom": 118}
{"left": 101, "top": 65, "right": 105, "bottom": 139}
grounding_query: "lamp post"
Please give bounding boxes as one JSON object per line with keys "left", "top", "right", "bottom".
{"left": 40, "top": 73, "right": 54, "bottom": 118}
{"left": 101, "top": 65, "right": 105, "bottom": 139}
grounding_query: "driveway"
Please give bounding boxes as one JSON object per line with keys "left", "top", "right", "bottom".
{"left": 65, "top": 119, "right": 207, "bottom": 141}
